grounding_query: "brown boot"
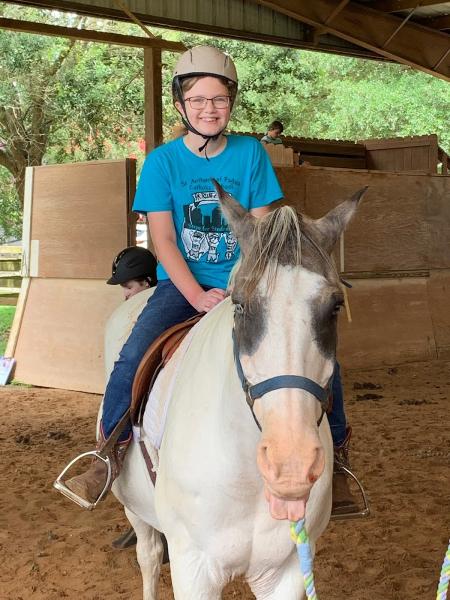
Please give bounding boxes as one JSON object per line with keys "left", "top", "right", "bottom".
{"left": 332, "top": 427, "right": 366, "bottom": 518}
{"left": 63, "top": 428, "right": 130, "bottom": 506}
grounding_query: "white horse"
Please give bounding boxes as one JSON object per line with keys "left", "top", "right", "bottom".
{"left": 104, "top": 181, "right": 365, "bottom": 599}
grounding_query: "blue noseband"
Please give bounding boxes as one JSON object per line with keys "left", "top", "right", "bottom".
{"left": 232, "top": 327, "right": 328, "bottom": 431}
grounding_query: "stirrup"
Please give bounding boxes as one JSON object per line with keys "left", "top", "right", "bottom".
{"left": 330, "top": 464, "right": 370, "bottom": 521}
{"left": 53, "top": 450, "right": 112, "bottom": 511}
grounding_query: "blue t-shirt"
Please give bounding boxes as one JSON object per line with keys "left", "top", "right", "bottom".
{"left": 133, "top": 134, "right": 283, "bottom": 289}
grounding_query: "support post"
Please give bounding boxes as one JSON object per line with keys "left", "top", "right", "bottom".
{"left": 144, "top": 47, "right": 163, "bottom": 153}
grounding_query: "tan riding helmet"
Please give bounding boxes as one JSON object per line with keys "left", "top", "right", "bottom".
{"left": 173, "top": 45, "right": 238, "bottom": 84}
{"left": 172, "top": 46, "right": 238, "bottom": 150}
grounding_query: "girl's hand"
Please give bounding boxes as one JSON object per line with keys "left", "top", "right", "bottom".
{"left": 192, "top": 288, "right": 226, "bottom": 313}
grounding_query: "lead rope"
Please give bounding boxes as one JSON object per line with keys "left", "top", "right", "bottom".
{"left": 436, "top": 540, "right": 450, "bottom": 599}
{"left": 290, "top": 519, "right": 318, "bottom": 600}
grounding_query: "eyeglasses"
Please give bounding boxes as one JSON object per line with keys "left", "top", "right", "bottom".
{"left": 184, "top": 95, "right": 231, "bottom": 110}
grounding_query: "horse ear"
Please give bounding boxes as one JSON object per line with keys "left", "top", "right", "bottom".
{"left": 313, "top": 187, "right": 368, "bottom": 253}
{"left": 211, "top": 179, "right": 256, "bottom": 254}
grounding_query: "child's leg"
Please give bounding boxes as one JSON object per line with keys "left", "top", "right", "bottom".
{"left": 327, "top": 362, "right": 347, "bottom": 447}
{"left": 57, "top": 281, "right": 200, "bottom": 506}
{"left": 102, "top": 280, "right": 199, "bottom": 441}
{"left": 328, "top": 362, "right": 367, "bottom": 517}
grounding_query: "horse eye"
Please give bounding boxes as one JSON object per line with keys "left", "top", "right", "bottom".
{"left": 332, "top": 300, "right": 344, "bottom": 316}
{"left": 234, "top": 303, "right": 244, "bottom": 315}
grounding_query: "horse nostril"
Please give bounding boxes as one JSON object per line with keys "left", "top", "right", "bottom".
{"left": 307, "top": 446, "right": 325, "bottom": 485}
{"left": 258, "top": 444, "right": 280, "bottom": 479}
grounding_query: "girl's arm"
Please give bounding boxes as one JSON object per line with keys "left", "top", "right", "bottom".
{"left": 250, "top": 205, "right": 271, "bottom": 218}
{"left": 147, "top": 211, "right": 226, "bottom": 312}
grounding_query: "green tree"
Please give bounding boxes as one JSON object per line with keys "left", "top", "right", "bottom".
{"left": 0, "top": 5, "right": 146, "bottom": 208}
{"left": 296, "top": 53, "right": 450, "bottom": 151}
{"left": 0, "top": 168, "right": 21, "bottom": 243}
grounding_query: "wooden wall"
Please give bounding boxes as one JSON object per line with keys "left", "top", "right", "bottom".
{"left": 29, "top": 159, "right": 136, "bottom": 278}
{"left": 7, "top": 161, "right": 450, "bottom": 389}
{"left": 363, "top": 135, "right": 439, "bottom": 174}
{"left": 275, "top": 165, "right": 450, "bottom": 368}
{"left": 7, "top": 159, "right": 135, "bottom": 393}
{"left": 12, "top": 278, "right": 123, "bottom": 392}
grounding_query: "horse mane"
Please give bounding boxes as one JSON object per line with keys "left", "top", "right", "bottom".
{"left": 237, "top": 205, "right": 303, "bottom": 303}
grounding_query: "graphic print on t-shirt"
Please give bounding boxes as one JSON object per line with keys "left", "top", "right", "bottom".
{"left": 181, "top": 190, "right": 238, "bottom": 263}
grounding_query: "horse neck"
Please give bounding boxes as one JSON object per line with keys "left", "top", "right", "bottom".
{"left": 164, "top": 298, "right": 261, "bottom": 470}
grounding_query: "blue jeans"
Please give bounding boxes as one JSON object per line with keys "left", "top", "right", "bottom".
{"left": 102, "top": 280, "right": 201, "bottom": 441}
{"left": 328, "top": 362, "right": 347, "bottom": 447}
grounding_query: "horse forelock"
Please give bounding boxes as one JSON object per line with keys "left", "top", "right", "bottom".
{"left": 234, "top": 206, "right": 302, "bottom": 303}
{"left": 231, "top": 205, "right": 337, "bottom": 306}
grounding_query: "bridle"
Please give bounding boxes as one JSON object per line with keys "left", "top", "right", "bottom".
{"left": 232, "top": 327, "right": 328, "bottom": 431}
{"left": 231, "top": 224, "right": 349, "bottom": 432}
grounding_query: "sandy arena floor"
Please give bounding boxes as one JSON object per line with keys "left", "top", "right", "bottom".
{"left": 1, "top": 360, "right": 449, "bottom": 599}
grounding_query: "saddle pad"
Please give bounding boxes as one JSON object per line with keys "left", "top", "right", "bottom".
{"left": 141, "top": 325, "right": 198, "bottom": 449}
{"left": 131, "top": 313, "right": 203, "bottom": 426}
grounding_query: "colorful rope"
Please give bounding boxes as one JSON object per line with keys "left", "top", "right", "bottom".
{"left": 290, "top": 526, "right": 450, "bottom": 600}
{"left": 436, "top": 540, "right": 450, "bottom": 600}
{"left": 290, "top": 519, "right": 318, "bottom": 600}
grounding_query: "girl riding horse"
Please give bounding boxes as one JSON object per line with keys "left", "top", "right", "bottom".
{"left": 55, "top": 45, "right": 362, "bottom": 519}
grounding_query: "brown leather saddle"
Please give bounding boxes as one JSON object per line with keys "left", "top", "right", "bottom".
{"left": 130, "top": 313, "right": 203, "bottom": 427}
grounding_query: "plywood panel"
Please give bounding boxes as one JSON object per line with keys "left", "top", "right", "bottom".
{"left": 338, "top": 277, "right": 437, "bottom": 368}
{"left": 263, "top": 144, "right": 294, "bottom": 166}
{"left": 275, "top": 166, "right": 307, "bottom": 209}
{"left": 364, "top": 135, "right": 439, "bottom": 173}
{"left": 426, "top": 270, "right": 450, "bottom": 350}
{"left": 31, "top": 159, "right": 133, "bottom": 279}
{"left": 424, "top": 178, "right": 450, "bottom": 269}
{"left": 306, "top": 170, "right": 429, "bottom": 272}
{"left": 13, "top": 279, "right": 123, "bottom": 393}
{"left": 276, "top": 167, "right": 450, "bottom": 273}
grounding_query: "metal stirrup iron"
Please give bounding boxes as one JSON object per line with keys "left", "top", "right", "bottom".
{"left": 330, "top": 464, "right": 370, "bottom": 521}
{"left": 53, "top": 409, "right": 130, "bottom": 510}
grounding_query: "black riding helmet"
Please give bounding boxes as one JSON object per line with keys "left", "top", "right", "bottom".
{"left": 107, "top": 246, "right": 157, "bottom": 287}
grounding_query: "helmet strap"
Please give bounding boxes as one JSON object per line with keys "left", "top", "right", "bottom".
{"left": 174, "top": 77, "right": 224, "bottom": 161}
{"left": 179, "top": 112, "right": 222, "bottom": 161}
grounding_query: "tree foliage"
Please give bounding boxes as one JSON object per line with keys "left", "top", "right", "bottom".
{"left": 0, "top": 5, "right": 449, "bottom": 241}
{"left": 0, "top": 5, "right": 144, "bottom": 212}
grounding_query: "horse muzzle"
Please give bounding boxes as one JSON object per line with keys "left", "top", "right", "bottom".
{"left": 257, "top": 438, "right": 325, "bottom": 520}
{"left": 264, "top": 485, "right": 310, "bottom": 521}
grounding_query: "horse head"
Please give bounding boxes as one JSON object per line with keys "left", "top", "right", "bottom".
{"left": 212, "top": 179, "right": 367, "bottom": 522}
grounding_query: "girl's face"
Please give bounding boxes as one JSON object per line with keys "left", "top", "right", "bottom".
{"left": 121, "top": 279, "right": 149, "bottom": 301}
{"left": 176, "top": 76, "right": 232, "bottom": 138}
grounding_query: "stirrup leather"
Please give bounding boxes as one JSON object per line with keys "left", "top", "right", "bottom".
{"left": 330, "top": 463, "right": 370, "bottom": 521}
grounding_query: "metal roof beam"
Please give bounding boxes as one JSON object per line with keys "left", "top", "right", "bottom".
{"left": 255, "top": 0, "right": 450, "bottom": 81}
{"left": 368, "top": 0, "right": 446, "bottom": 12}
{"left": 0, "top": 0, "right": 387, "bottom": 60}
{"left": 0, "top": 16, "right": 186, "bottom": 51}
{"left": 418, "top": 15, "right": 450, "bottom": 30}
